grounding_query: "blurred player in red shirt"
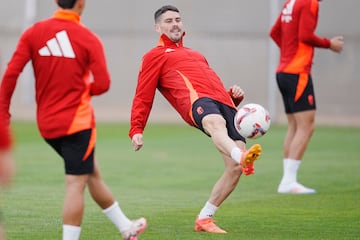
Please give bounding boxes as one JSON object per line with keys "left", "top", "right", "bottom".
{"left": 0, "top": 120, "right": 15, "bottom": 240}
{"left": 0, "top": 1, "right": 146, "bottom": 239}
{"left": 270, "top": 0, "right": 343, "bottom": 194}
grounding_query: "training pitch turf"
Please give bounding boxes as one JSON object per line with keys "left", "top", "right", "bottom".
{"left": 2, "top": 121, "right": 360, "bottom": 239}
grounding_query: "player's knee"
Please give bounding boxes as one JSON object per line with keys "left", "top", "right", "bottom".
{"left": 304, "top": 122, "right": 315, "bottom": 135}
{"left": 228, "top": 167, "right": 242, "bottom": 185}
{"left": 308, "top": 125, "right": 315, "bottom": 137}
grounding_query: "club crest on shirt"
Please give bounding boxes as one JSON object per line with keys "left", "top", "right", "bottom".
{"left": 197, "top": 106, "right": 204, "bottom": 115}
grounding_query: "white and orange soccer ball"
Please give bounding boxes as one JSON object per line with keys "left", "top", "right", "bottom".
{"left": 234, "top": 103, "right": 271, "bottom": 140}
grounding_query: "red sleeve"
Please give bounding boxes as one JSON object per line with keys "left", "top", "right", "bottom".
{"left": 129, "top": 50, "right": 163, "bottom": 139}
{"left": 0, "top": 29, "right": 32, "bottom": 149}
{"left": 89, "top": 35, "right": 111, "bottom": 96}
{"left": 298, "top": 0, "right": 330, "bottom": 48}
{"left": 270, "top": 14, "right": 282, "bottom": 47}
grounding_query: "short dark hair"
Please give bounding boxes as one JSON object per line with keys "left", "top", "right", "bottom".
{"left": 154, "top": 5, "right": 180, "bottom": 22}
{"left": 57, "top": 0, "right": 78, "bottom": 9}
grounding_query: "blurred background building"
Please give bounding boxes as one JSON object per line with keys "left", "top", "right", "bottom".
{"left": 0, "top": 0, "right": 359, "bottom": 126}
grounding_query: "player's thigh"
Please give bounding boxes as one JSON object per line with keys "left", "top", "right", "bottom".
{"left": 294, "top": 110, "right": 315, "bottom": 128}
{"left": 202, "top": 114, "right": 227, "bottom": 131}
{"left": 192, "top": 97, "right": 245, "bottom": 142}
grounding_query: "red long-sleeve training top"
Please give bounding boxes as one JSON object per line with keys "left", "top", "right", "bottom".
{"left": 0, "top": 10, "right": 110, "bottom": 147}
{"left": 270, "top": 0, "right": 331, "bottom": 74}
{"left": 129, "top": 34, "right": 236, "bottom": 138}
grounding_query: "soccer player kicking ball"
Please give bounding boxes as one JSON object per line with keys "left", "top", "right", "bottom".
{"left": 129, "top": 5, "right": 262, "bottom": 234}
{"left": 0, "top": 0, "right": 146, "bottom": 239}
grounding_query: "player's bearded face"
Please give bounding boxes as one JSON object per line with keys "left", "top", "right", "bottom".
{"left": 157, "top": 11, "right": 184, "bottom": 43}
{"left": 167, "top": 25, "right": 183, "bottom": 42}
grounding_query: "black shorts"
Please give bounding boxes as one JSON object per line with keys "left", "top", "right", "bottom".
{"left": 192, "top": 97, "right": 246, "bottom": 142}
{"left": 276, "top": 72, "right": 316, "bottom": 114}
{"left": 45, "top": 129, "right": 95, "bottom": 175}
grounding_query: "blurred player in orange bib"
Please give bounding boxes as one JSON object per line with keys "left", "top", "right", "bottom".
{"left": 270, "top": 0, "right": 344, "bottom": 194}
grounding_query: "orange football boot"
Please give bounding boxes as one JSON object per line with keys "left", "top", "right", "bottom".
{"left": 240, "top": 144, "right": 262, "bottom": 175}
{"left": 194, "top": 217, "right": 227, "bottom": 234}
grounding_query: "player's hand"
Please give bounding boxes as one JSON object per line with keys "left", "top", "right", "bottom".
{"left": 131, "top": 133, "right": 144, "bottom": 151}
{"left": 229, "top": 85, "right": 244, "bottom": 106}
{"left": 230, "top": 85, "right": 245, "bottom": 99}
{"left": 330, "top": 36, "right": 344, "bottom": 53}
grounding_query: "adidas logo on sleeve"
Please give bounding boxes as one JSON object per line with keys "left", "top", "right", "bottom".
{"left": 38, "top": 30, "right": 75, "bottom": 58}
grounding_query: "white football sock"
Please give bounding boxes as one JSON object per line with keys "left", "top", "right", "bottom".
{"left": 102, "top": 201, "right": 132, "bottom": 233}
{"left": 230, "top": 147, "right": 242, "bottom": 163}
{"left": 198, "top": 201, "right": 218, "bottom": 219}
{"left": 63, "top": 225, "right": 81, "bottom": 240}
{"left": 280, "top": 158, "right": 301, "bottom": 185}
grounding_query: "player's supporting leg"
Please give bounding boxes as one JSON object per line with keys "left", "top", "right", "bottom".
{"left": 194, "top": 114, "right": 262, "bottom": 233}
{"left": 195, "top": 154, "right": 241, "bottom": 233}
{"left": 62, "top": 174, "right": 88, "bottom": 240}
{"left": 194, "top": 143, "right": 261, "bottom": 233}
{"left": 88, "top": 160, "right": 147, "bottom": 240}
{"left": 278, "top": 111, "right": 316, "bottom": 194}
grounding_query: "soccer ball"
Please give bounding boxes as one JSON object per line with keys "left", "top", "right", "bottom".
{"left": 234, "top": 103, "right": 271, "bottom": 140}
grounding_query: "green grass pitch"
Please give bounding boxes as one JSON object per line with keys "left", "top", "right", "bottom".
{"left": 2, "top": 121, "right": 360, "bottom": 239}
